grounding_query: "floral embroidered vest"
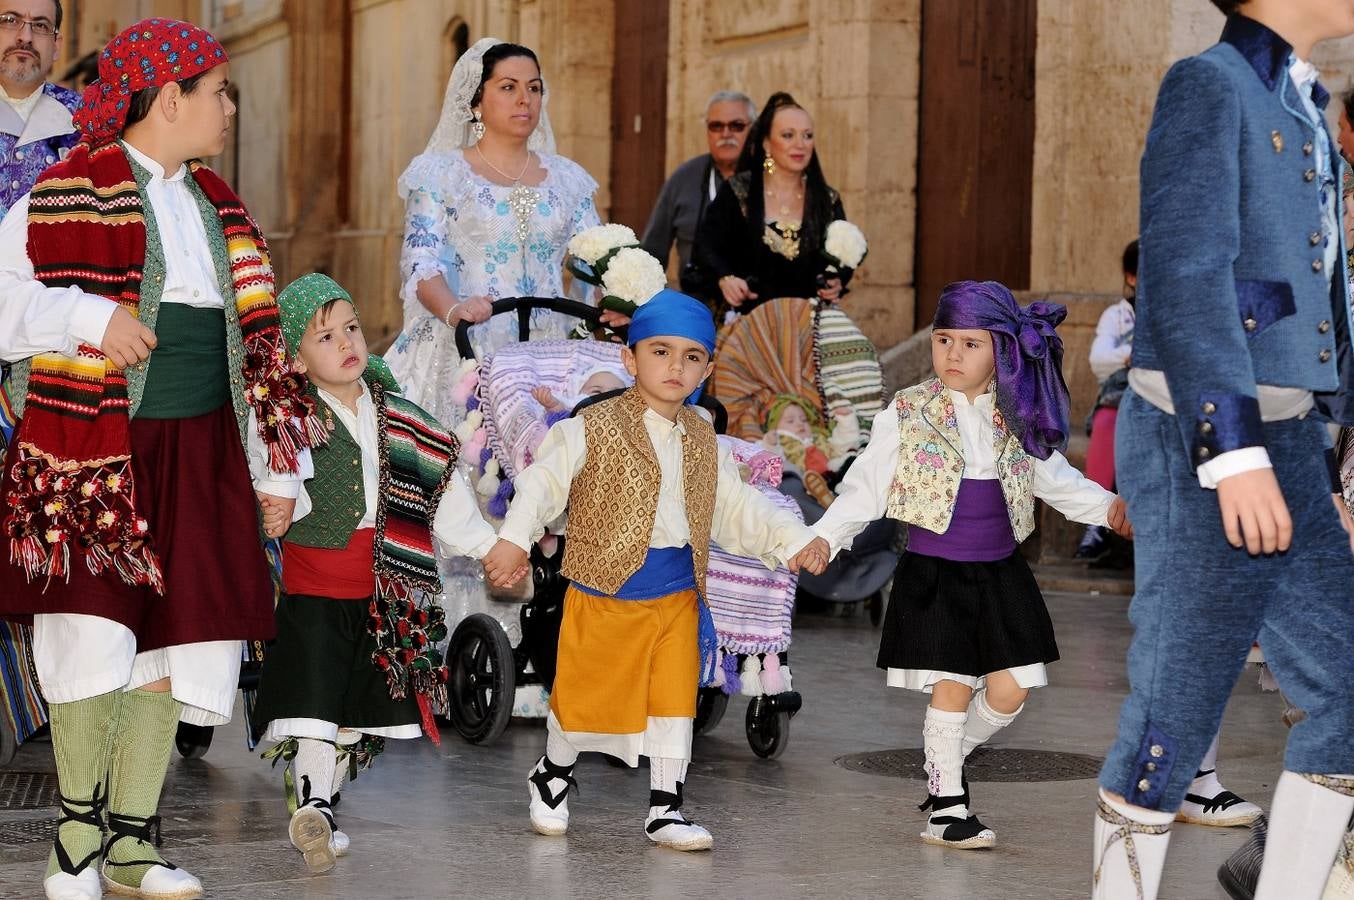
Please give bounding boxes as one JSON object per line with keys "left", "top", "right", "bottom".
{"left": 883, "top": 377, "right": 1037, "bottom": 541}
{"left": 560, "top": 387, "right": 718, "bottom": 597}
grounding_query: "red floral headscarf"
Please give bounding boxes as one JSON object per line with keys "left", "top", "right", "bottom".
{"left": 73, "top": 18, "right": 227, "bottom": 144}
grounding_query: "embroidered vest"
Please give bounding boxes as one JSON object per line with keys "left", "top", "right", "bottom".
{"left": 284, "top": 392, "right": 365, "bottom": 550}
{"left": 883, "top": 378, "right": 1037, "bottom": 541}
{"left": 561, "top": 388, "right": 718, "bottom": 598}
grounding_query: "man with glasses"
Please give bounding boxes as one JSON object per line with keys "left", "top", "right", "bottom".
{"left": 0, "top": 0, "right": 76, "bottom": 767}
{"left": 642, "top": 90, "right": 755, "bottom": 299}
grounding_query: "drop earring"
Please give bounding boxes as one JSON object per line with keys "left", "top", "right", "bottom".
{"left": 472, "top": 109, "right": 486, "bottom": 141}
{"left": 763, "top": 155, "right": 775, "bottom": 176}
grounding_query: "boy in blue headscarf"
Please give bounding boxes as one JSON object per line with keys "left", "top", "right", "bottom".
{"left": 483, "top": 289, "right": 826, "bottom": 851}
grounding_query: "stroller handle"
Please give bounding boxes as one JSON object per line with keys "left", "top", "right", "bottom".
{"left": 453, "top": 296, "right": 613, "bottom": 360}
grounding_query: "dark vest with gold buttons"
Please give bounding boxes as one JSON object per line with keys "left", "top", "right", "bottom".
{"left": 284, "top": 391, "right": 369, "bottom": 549}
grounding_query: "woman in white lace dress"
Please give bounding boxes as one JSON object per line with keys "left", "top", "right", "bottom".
{"left": 386, "top": 38, "right": 612, "bottom": 427}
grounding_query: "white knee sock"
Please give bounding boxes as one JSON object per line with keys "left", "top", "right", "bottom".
{"left": 1093, "top": 788, "right": 1174, "bottom": 900}
{"left": 649, "top": 757, "right": 688, "bottom": 795}
{"left": 534, "top": 719, "right": 580, "bottom": 801}
{"left": 1255, "top": 772, "right": 1354, "bottom": 900}
{"left": 332, "top": 730, "right": 360, "bottom": 801}
{"left": 962, "top": 689, "right": 1023, "bottom": 758}
{"left": 292, "top": 738, "right": 336, "bottom": 809}
{"left": 922, "top": 707, "right": 967, "bottom": 800}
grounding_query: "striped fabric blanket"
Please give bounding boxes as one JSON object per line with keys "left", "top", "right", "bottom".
{"left": 479, "top": 339, "right": 632, "bottom": 479}
{"left": 711, "top": 298, "right": 883, "bottom": 443}
{"left": 706, "top": 436, "right": 800, "bottom": 654}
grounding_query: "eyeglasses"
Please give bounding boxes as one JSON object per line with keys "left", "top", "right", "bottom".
{"left": 706, "top": 120, "right": 748, "bottom": 134}
{"left": 0, "top": 13, "right": 56, "bottom": 37}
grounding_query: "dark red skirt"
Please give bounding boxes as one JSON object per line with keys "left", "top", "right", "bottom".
{"left": 0, "top": 403, "right": 276, "bottom": 651}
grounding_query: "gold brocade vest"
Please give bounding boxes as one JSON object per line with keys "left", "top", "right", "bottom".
{"left": 883, "top": 377, "right": 1037, "bottom": 541}
{"left": 560, "top": 388, "right": 719, "bottom": 597}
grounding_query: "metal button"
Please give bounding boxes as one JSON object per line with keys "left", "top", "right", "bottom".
{"left": 14, "top": 151, "right": 22, "bottom": 161}
{"left": 1200, "top": 421, "right": 1214, "bottom": 435}
{"left": 1202, "top": 401, "right": 1217, "bottom": 415}
{"left": 1146, "top": 762, "right": 1158, "bottom": 772}
{"left": 1320, "top": 320, "right": 1332, "bottom": 334}
{"left": 1303, "top": 141, "right": 1314, "bottom": 155}
{"left": 1243, "top": 316, "right": 1258, "bottom": 332}
{"left": 1149, "top": 744, "right": 1164, "bottom": 758}
{"left": 1272, "top": 130, "right": 1284, "bottom": 152}
{"left": 1198, "top": 446, "right": 1212, "bottom": 460}
{"left": 1314, "top": 259, "right": 1324, "bottom": 272}
{"left": 1305, "top": 169, "right": 1317, "bottom": 182}
{"left": 1138, "top": 778, "right": 1152, "bottom": 792}
{"left": 1320, "top": 349, "right": 1333, "bottom": 363}
{"left": 1312, "top": 231, "right": 1323, "bottom": 246}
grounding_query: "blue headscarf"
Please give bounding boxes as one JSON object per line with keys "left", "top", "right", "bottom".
{"left": 627, "top": 289, "right": 717, "bottom": 403}
{"left": 933, "top": 280, "right": 1070, "bottom": 460}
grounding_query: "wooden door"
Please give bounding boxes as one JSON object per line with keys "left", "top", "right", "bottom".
{"left": 915, "top": 0, "right": 1037, "bottom": 327}
{"left": 608, "top": 1, "right": 669, "bottom": 230}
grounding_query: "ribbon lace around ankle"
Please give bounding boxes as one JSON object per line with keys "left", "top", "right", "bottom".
{"left": 53, "top": 783, "right": 107, "bottom": 876}
{"left": 530, "top": 759, "right": 578, "bottom": 809}
{"left": 1094, "top": 799, "right": 1170, "bottom": 900}
{"left": 104, "top": 811, "right": 176, "bottom": 871}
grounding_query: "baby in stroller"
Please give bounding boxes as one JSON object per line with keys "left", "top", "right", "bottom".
{"left": 532, "top": 365, "right": 628, "bottom": 417}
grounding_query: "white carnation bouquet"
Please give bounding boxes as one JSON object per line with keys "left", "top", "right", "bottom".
{"left": 567, "top": 223, "right": 666, "bottom": 315}
{"left": 823, "top": 220, "right": 868, "bottom": 270}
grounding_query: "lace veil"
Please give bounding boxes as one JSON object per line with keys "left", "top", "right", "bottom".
{"left": 419, "top": 36, "right": 556, "bottom": 159}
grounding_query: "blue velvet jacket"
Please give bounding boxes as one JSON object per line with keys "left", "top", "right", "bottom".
{"left": 1132, "top": 15, "right": 1354, "bottom": 468}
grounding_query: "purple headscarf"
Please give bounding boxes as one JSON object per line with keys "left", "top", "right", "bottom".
{"left": 933, "top": 280, "right": 1070, "bottom": 460}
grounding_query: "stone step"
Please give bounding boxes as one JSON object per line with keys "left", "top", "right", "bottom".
{"left": 1032, "top": 560, "right": 1134, "bottom": 596}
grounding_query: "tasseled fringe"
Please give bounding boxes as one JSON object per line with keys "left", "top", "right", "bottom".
{"left": 416, "top": 693, "right": 441, "bottom": 747}
{"left": 453, "top": 411, "right": 483, "bottom": 445}
{"left": 476, "top": 460, "right": 501, "bottom": 497}
{"left": 486, "top": 478, "right": 514, "bottom": 519}
{"left": 720, "top": 651, "right": 742, "bottom": 695}
{"left": 761, "top": 653, "right": 787, "bottom": 695}
{"left": 740, "top": 655, "right": 763, "bottom": 697}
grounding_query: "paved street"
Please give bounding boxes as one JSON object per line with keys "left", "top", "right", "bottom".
{"left": 0, "top": 588, "right": 1283, "bottom": 899}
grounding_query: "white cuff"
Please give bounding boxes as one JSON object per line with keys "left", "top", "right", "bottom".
{"left": 498, "top": 521, "right": 539, "bottom": 554}
{"left": 253, "top": 478, "right": 303, "bottom": 500}
{"left": 1197, "top": 447, "right": 1272, "bottom": 490}
{"left": 70, "top": 292, "right": 120, "bottom": 349}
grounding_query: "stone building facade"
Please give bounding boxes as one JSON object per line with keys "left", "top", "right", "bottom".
{"left": 56, "top": 0, "right": 1354, "bottom": 377}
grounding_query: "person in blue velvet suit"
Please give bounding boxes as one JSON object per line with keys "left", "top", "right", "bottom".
{"left": 1091, "top": 3, "right": 1354, "bottom": 899}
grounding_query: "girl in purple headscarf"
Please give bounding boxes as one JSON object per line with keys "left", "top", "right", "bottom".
{"left": 807, "top": 280, "right": 1132, "bottom": 850}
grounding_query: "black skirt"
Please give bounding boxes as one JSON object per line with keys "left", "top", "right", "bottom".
{"left": 252, "top": 593, "right": 419, "bottom": 731}
{"left": 876, "top": 551, "right": 1059, "bottom": 677}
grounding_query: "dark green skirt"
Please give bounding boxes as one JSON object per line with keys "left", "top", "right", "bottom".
{"left": 252, "top": 593, "right": 419, "bottom": 730}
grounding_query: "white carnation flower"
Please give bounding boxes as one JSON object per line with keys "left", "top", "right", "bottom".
{"left": 600, "top": 247, "right": 667, "bottom": 306}
{"left": 567, "top": 223, "right": 639, "bottom": 266}
{"left": 824, "top": 220, "right": 868, "bottom": 269}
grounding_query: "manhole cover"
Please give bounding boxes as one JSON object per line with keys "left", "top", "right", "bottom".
{"left": 834, "top": 747, "right": 1104, "bottom": 782}
{"left": 0, "top": 772, "right": 57, "bottom": 810}
{"left": 0, "top": 818, "right": 56, "bottom": 845}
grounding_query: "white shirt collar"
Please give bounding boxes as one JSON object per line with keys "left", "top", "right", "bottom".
{"left": 947, "top": 387, "right": 994, "bottom": 409}
{"left": 317, "top": 380, "right": 372, "bottom": 419}
{"left": 121, "top": 140, "right": 188, "bottom": 184}
{"left": 643, "top": 406, "right": 687, "bottom": 436}
{"left": 0, "top": 84, "right": 42, "bottom": 122}
{"left": 1289, "top": 55, "right": 1320, "bottom": 91}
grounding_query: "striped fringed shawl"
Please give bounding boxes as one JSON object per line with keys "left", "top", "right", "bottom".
{"left": 367, "top": 379, "right": 460, "bottom": 745}
{"left": 2, "top": 141, "right": 322, "bottom": 591}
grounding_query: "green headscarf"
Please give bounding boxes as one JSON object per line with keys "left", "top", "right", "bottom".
{"left": 277, "top": 273, "right": 400, "bottom": 393}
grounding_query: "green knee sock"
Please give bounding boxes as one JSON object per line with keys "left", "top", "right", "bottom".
{"left": 45, "top": 690, "right": 122, "bottom": 880}
{"left": 103, "top": 689, "right": 182, "bottom": 888}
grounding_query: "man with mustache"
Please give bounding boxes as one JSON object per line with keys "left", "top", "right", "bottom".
{"left": 642, "top": 90, "right": 755, "bottom": 303}
{"left": 0, "top": 0, "right": 79, "bottom": 768}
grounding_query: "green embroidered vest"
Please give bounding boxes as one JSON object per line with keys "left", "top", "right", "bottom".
{"left": 283, "top": 392, "right": 365, "bottom": 549}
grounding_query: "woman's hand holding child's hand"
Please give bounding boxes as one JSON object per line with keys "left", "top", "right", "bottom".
{"left": 483, "top": 539, "right": 530, "bottom": 588}
{"left": 787, "top": 536, "right": 830, "bottom": 575}
{"left": 1106, "top": 496, "right": 1133, "bottom": 540}
{"left": 256, "top": 492, "right": 294, "bottom": 539}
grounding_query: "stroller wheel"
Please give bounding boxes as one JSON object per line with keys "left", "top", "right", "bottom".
{"left": 745, "top": 697, "right": 791, "bottom": 760}
{"left": 869, "top": 587, "right": 887, "bottom": 627}
{"left": 174, "top": 722, "right": 214, "bottom": 759}
{"left": 693, "top": 688, "right": 729, "bottom": 736}
{"left": 446, "top": 613, "right": 516, "bottom": 745}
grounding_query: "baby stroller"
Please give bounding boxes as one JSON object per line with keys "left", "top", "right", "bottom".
{"left": 448, "top": 297, "right": 807, "bottom": 756}
{"left": 712, "top": 297, "right": 895, "bottom": 622}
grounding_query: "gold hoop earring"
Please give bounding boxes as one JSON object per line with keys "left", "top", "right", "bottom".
{"left": 763, "top": 155, "right": 775, "bottom": 176}
{"left": 472, "top": 109, "right": 486, "bottom": 141}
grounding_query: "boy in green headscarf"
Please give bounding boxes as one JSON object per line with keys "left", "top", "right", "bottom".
{"left": 251, "top": 273, "right": 498, "bottom": 875}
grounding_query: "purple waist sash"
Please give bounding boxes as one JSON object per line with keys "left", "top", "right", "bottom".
{"left": 906, "top": 478, "right": 1017, "bottom": 562}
